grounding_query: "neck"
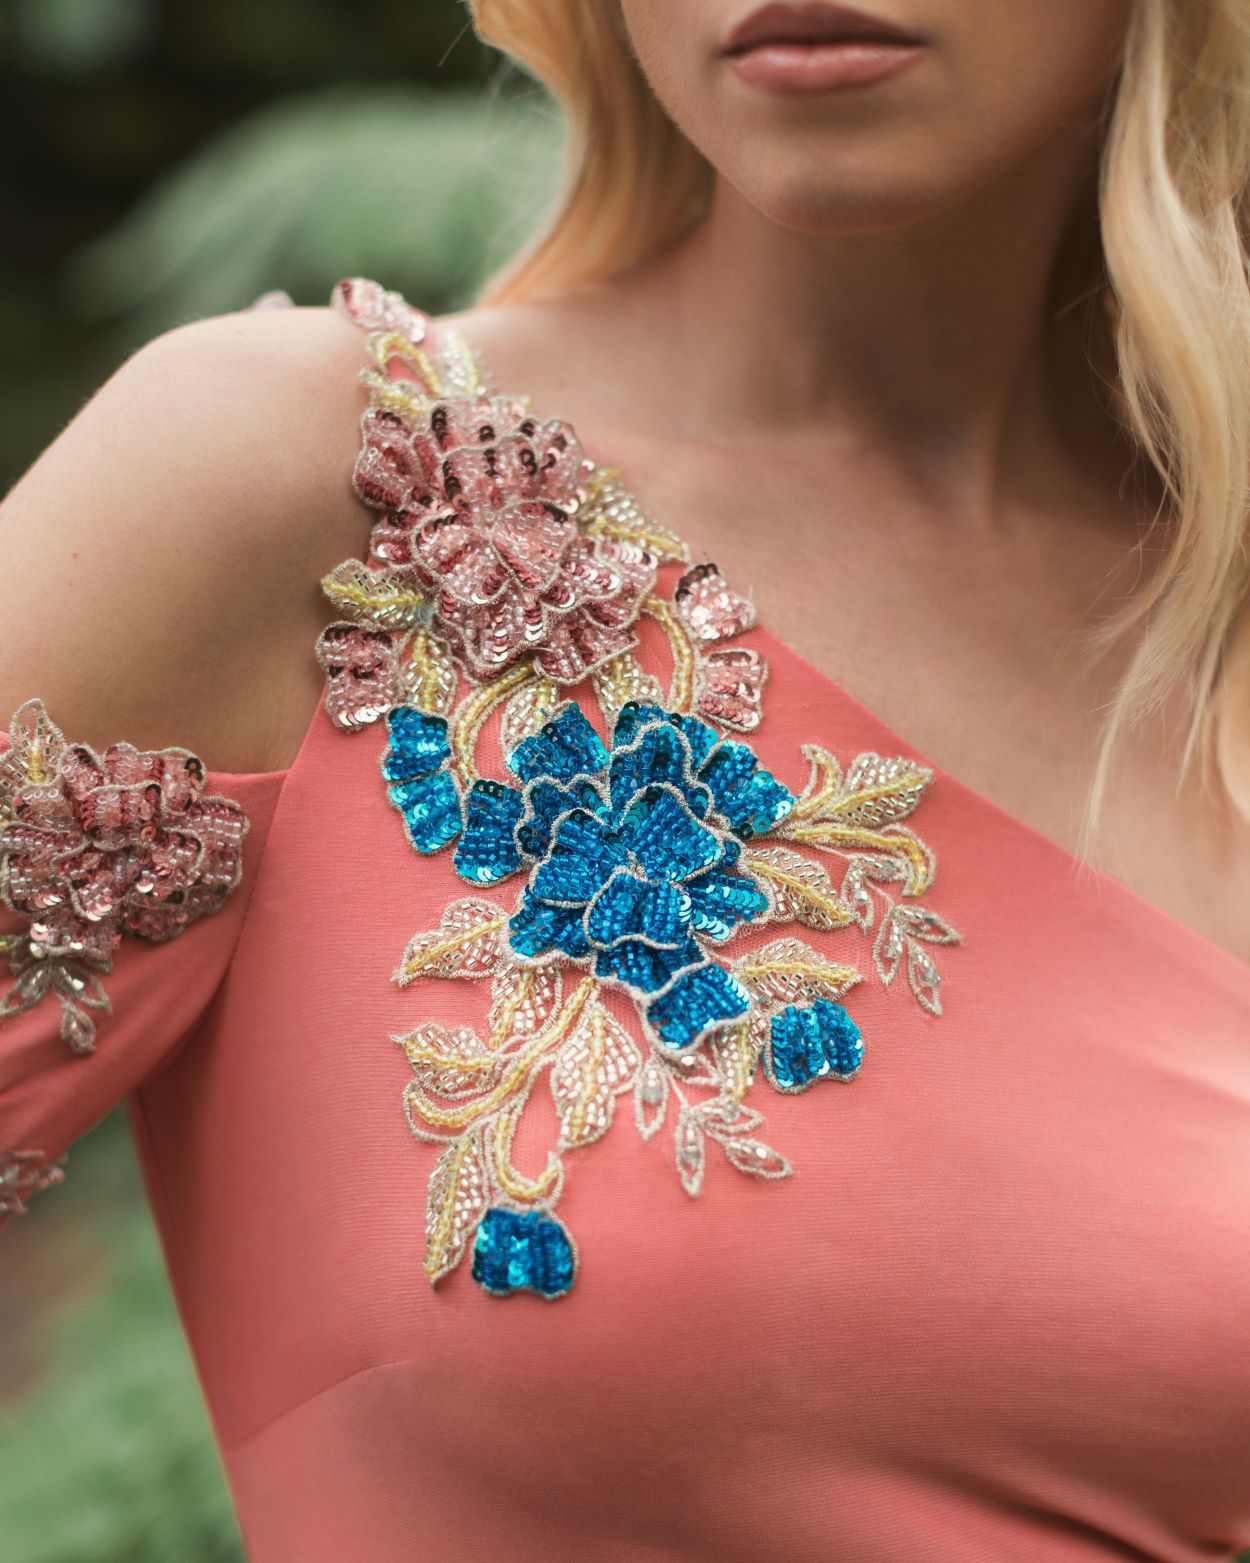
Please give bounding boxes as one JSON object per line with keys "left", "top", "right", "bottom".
{"left": 615, "top": 120, "right": 1118, "bottom": 514}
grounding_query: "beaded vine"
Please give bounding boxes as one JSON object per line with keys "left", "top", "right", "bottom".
{"left": 321, "top": 278, "right": 963, "bottom": 1300}
{"left": 0, "top": 1148, "right": 65, "bottom": 1218}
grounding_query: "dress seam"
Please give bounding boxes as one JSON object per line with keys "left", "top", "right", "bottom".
{"left": 220, "top": 1355, "right": 418, "bottom": 1454}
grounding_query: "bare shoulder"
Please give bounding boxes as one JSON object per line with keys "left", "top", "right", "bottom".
{"left": 435, "top": 284, "right": 654, "bottom": 423}
{"left": 0, "top": 303, "right": 374, "bottom": 772}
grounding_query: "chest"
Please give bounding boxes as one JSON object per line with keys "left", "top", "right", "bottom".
{"left": 590, "top": 440, "right": 1250, "bottom": 966}
{"left": 133, "top": 698, "right": 1250, "bottom": 1550}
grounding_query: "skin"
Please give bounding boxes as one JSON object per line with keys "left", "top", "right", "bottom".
{"left": 2, "top": 0, "right": 1249, "bottom": 963}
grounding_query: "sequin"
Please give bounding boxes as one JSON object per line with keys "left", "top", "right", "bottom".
{"left": 698, "top": 647, "right": 768, "bottom": 733}
{"left": 674, "top": 562, "right": 758, "bottom": 642}
{"left": 765, "top": 999, "right": 864, "bottom": 1091}
{"left": 471, "top": 1206, "right": 577, "bottom": 1298}
{"left": 332, "top": 276, "right": 429, "bottom": 342}
{"left": 381, "top": 707, "right": 461, "bottom": 854}
{"left": 0, "top": 699, "right": 249, "bottom": 1052}
{"left": 315, "top": 623, "right": 403, "bottom": 732}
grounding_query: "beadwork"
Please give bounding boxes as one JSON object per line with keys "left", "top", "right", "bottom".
{"left": 325, "top": 278, "right": 963, "bottom": 1299}
{"left": 0, "top": 699, "right": 250, "bottom": 1053}
{"left": 0, "top": 1148, "right": 65, "bottom": 1217}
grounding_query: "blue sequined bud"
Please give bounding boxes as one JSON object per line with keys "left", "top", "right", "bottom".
{"left": 381, "top": 707, "right": 462, "bottom": 854}
{"left": 765, "top": 1000, "right": 864, "bottom": 1091}
{"left": 472, "top": 1206, "right": 577, "bottom": 1297}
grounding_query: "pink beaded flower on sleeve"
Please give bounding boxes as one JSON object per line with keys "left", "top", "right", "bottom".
{"left": 0, "top": 699, "right": 250, "bottom": 1052}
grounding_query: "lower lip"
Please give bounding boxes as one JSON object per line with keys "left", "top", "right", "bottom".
{"left": 726, "top": 40, "right": 923, "bottom": 93}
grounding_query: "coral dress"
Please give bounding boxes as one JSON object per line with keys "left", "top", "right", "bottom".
{"left": 3, "top": 279, "right": 1250, "bottom": 1563}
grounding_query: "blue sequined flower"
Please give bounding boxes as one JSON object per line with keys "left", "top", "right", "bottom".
{"left": 453, "top": 701, "right": 794, "bottom": 1050}
{"left": 381, "top": 707, "right": 462, "bottom": 854}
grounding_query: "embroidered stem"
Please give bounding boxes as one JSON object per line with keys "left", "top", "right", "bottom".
{"left": 451, "top": 662, "right": 537, "bottom": 786}
{"left": 642, "top": 596, "right": 697, "bottom": 713}
{"left": 405, "top": 976, "right": 596, "bottom": 1132}
{"left": 369, "top": 331, "right": 443, "bottom": 393}
{"left": 782, "top": 821, "right": 934, "bottom": 895}
{"left": 488, "top": 1107, "right": 561, "bottom": 1203}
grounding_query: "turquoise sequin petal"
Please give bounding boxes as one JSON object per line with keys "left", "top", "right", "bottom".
{"left": 454, "top": 780, "right": 525, "bottom": 884}
{"left": 516, "top": 777, "right": 607, "bottom": 860}
{"left": 529, "top": 809, "right": 629, "bottom": 904}
{"left": 387, "top": 769, "right": 462, "bottom": 854}
{"left": 607, "top": 721, "right": 710, "bottom": 820}
{"left": 508, "top": 704, "right": 610, "bottom": 785}
{"left": 683, "top": 863, "right": 770, "bottom": 942}
{"left": 646, "top": 961, "right": 752, "bottom": 1050}
{"left": 766, "top": 1000, "right": 864, "bottom": 1091}
{"left": 382, "top": 706, "right": 452, "bottom": 782}
{"left": 615, "top": 783, "right": 724, "bottom": 882}
{"left": 697, "top": 740, "right": 794, "bottom": 838}
{"left": 382, "top": 707, "right": 462, "bottom": 853}
{"left": 594, "top": 936, "right": 700, "bottom": 995}
{"left": 584, "top": 869, "right": 692, "bottom": 952}
{"left": 612, "top": 702, "right": 719, "bottom": 770}
{"left": 609, "top": 700, "right": 669, "bottom": 751}
{"left": 509, "top": 891, "right": 592, "bottom": 960}
{"left": 471, "top": 1207, "right": 577, "bottom": 1298}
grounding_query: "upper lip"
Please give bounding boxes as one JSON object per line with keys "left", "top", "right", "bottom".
{"left": 722, "top": 2, "right": 924, "bottom": 54}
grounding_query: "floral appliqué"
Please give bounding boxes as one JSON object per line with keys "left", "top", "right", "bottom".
{"left": 0, "top": 699, "right": 250, "bottom": 1053}
{"left": 324, "top": 278, "right": 962, "bottom": 1299}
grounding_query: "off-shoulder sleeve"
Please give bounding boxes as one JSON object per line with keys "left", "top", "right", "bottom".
{"left": 0, "top": 697, "right": 283, "bottom": 1224}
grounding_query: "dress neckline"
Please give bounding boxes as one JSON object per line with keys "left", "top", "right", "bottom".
{"left": 435, "top": 314, "right": 1250, "bottom": 994}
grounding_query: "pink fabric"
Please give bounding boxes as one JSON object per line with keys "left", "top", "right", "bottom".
{"left": 4, "top": 372, "right": 1250, "bottom": 1563}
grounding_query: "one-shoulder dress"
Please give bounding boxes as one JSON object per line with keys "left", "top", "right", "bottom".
{"left": 3, "top": 278, "right": 1250, "bottom": 1563}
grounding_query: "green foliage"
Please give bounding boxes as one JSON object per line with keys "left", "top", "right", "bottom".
{"left": 65, "top": 84, "right": 564, "bottom": 343}
{"left": 0, "top": 1112, "right": 245, "bottom": 1561}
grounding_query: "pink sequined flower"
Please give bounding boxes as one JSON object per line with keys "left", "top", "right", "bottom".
{"left": 0, "top": 700, "right": 249, "bottom": 1051}
{"left": 353, "top": 401, "right": 656, "bottom": 684}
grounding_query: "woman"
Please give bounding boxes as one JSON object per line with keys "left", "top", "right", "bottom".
{"left": 3, "top": 1, "right": 1249, "bottom": 1558}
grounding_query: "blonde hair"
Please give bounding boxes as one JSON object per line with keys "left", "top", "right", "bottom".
{"left": 468, "top": 0, "right": 1250, "bottom": 835}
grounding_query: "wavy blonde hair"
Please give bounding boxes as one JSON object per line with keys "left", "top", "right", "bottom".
{"left": 467, "top": 0, "right": 1250, "bottom": 837}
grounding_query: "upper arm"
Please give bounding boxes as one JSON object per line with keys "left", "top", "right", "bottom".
{"left": 0, "top": 297, "right": 376, "bottom": 1219}
{"left": 0, "top": 302, "right": 371, "bottom": 771}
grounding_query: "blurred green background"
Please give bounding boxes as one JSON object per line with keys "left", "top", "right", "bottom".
{"left": 0, "top": 2, "right": 559, "bottom": 1556}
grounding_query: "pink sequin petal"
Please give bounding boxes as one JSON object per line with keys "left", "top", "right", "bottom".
{"left": 536, "top": 614, "right": 634, "bottom": 685}
{"left": 332, "top": 277, "right": 428, "bottom": 343}
{"left": 59, "top": 846, "right": 134, "bottom": 922}
{"left": 493, "top": 503, "right": 577, "bottom": 595}
{"left": 354, "top": 411, "right": 422, "bottom": 512}
{"left": 416, "top": 517, "right": 510, "bottom": 606}
{"left": 188, "top": 799, "right": 249, "bottom": 888}
{"left": 535, "top": 420, "right": 593, "bottom": 496}
{"left": 697, "top": 647, "right": 769, "bottom": 732}
{"left": 440, "top": 445, "right": 502, "bottom": 515}
{"left": 370, "top": 506, "right": 437, "bottom": 569}
{"left": 675, "top": 562, "right": 758, "bottom": 643}
{"left": 7, "top": 782, "right": 77, "bottom": 834}
{"left": 315, "top": 623, "right": 402, "bottom": 731}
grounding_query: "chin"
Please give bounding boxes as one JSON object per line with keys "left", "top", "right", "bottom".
{"left": 729, "top": 159, "right": 963, "bottom": 235}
